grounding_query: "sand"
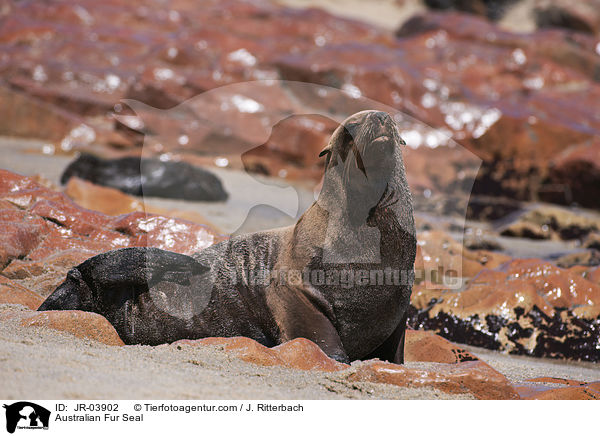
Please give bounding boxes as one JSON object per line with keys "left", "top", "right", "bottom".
{"left": 0, "top": 304, "right": 469, "bottom": 400}
{"left": 2, "top": 302, "right": 599, "bottom": 400}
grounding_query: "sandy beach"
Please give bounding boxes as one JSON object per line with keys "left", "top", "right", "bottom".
{"left": 2, "top": 302, "right": 599, "bottom": 400}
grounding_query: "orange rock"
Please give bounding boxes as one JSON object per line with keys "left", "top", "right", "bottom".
{"left": 175, "top": 337, "right": 283, "bottom": 367}
{"left": 415, "top": 230, "right": 511, "bottom": 282}
{"left": 526, "top": 377, "right": 586, "bottom": 386}
{"left": 21, "top": 310, "right": 124, "bottom": 346}
{"left": 348, "top": 360, "right": 518, "bottom": 400}
{"left": 272, "top": 338, "right": 348, "bottom": 372}
{"left": 0, "top": 275, "right": 43, "bottom": 309}
{"left": 409, "top": 258, "right": 600, "bottom": 360}
{"left": 65, "top": 177, "right": 219, "bottom": 229}
{"left": 514, "top": 377, "right": 598, "bottom": 399}
{"left": 2, "top": 249, "right": 95, "bottom": 298}
{"left": 457, "top": 259, "right": 600, "bottom": 319}
{"left": 405, "top": 329, "right": 479, "bottom": 364}
{"left": 65, "top": 177, "right": 144, "bottom": 216}
{"left": 522, "top": 381, "right": 600, "bottom": 400}
{"left": 172, "top": 336, "right": 348, "bottom": 372}
{"left": 588, "top": 266, "right": 600, "bottom": 285}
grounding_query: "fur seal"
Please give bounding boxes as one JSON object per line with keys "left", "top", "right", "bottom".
{"left": 61, "top": 153, "right": 228, "bottom": 202}
{"left": 40, "top": 110, "right": 416, "bottom": 363}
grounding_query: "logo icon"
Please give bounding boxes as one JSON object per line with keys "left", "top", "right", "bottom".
{"left": 3, "top": 402, "right": 50, "bottom": 434}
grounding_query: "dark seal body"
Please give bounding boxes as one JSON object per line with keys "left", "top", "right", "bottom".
{"left": 61, "top": 153, "right": 228, "bottom": 201}
{"left": 40, "top": 110, "right": 416, "bottom": 363}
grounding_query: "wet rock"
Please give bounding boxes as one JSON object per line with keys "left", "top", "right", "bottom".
{"left": 61, "top": 153, "right": 228, "bottom": 201}
{"left": 0, "top": 86, "right": 82, "bottom": 143}
{"left": 243, "top": 115, "right": 338, "bottom": 169}
{"left": 534, "top": 0, "right": 600, "bottom": 35}
{"left": 0, "top": 170, "right": 224, "bottom": 296}
{"left": 396, "top": 12, "right": 600, "bottom": 207}
{"left": 545, "top": 140, "right": 600, "bottom": 209}
{"left": 408, "top": 258, "right": 600, "bottom": 361}
{"left": 172, "top": 337, "right": 348, "bottom": 372}
{"left": 0, "top": 276, "right": 43, "bottom": 310}
{"left": 20, "top": 310, "right": 125, "bottom": 346}
{"left": 347, "top": 359, "right": 518, "bottom": 400}
{"left": 3, "top": 0, "right": 600, "bottom": 208}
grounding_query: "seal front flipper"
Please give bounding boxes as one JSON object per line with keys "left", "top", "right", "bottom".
{"left": 266, "top": 283, "right": 350, "bottom": 364}
{"left": 362, "top": 312, "right": 408, "bottom": 364}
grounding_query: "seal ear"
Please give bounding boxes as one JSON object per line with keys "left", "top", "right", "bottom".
{"left": 318, "top": 145, "right": 331, "bottom": 158}
{"left": 319, "top": 145, "right": 334, "bottom": 168}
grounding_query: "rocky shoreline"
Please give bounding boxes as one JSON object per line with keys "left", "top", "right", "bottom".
{"left": 1, "top": 0, "right": 599, "bottom": 399}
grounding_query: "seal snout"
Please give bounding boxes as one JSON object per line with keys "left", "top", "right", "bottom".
{"left": 366, "top": 111, "right": 394, "bottom": 146}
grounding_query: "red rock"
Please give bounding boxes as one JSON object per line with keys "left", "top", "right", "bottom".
{"left": 110, "top": 212, "right": 224, "bottom": 255}
{"left": 272, "top": 338, "right": 348, "bottom": 372}
{"left": 176, "top": 337, "right": 283, "bottom": 367}
{"left": 395, "top": 12, "right": 600, "bottom": 205}
{"left": 0, "top": 170, "right": 224, "bottom": 298}
{"left": 467, "top": 259, "right": 600, "bottom": 318}
{"left": 243, "top": 115, "right": 337, "bottom": 168}
{"left": 20, "top": 310, "right": 125, "bottom": 346}
{"left": 0, "top": 86, "right": 82, "bottom": 142}
{"left": 1, "top": 249, "right": 96, "bottom": 298}
{"left": 0, "top": 275, "right": 43, "bottom": 309}
{"left": 172, "top": 336, "right": 348, "bottom": 372}
{"left": 415, "top": 230, "right": 511, "bottom": 281}
{"left": 546, "top": 139, "right": 600, "bottom": 209}
{"left": 588, "top": 266, "right": 600, "bottom": 285}
{"left": 3, "top": 0, "right": 600, "bottom": 208}
{"left": 405, "top": 329, "right": 479, "bottom": 364}
{"left": 348, "top": 360, "right": 518, "bottom": 400}
{"left": 65, "top": 177, "right": 144, "bottom": 217}
{"left": 2, "top": 0, "right": 600, "bottom": 208}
